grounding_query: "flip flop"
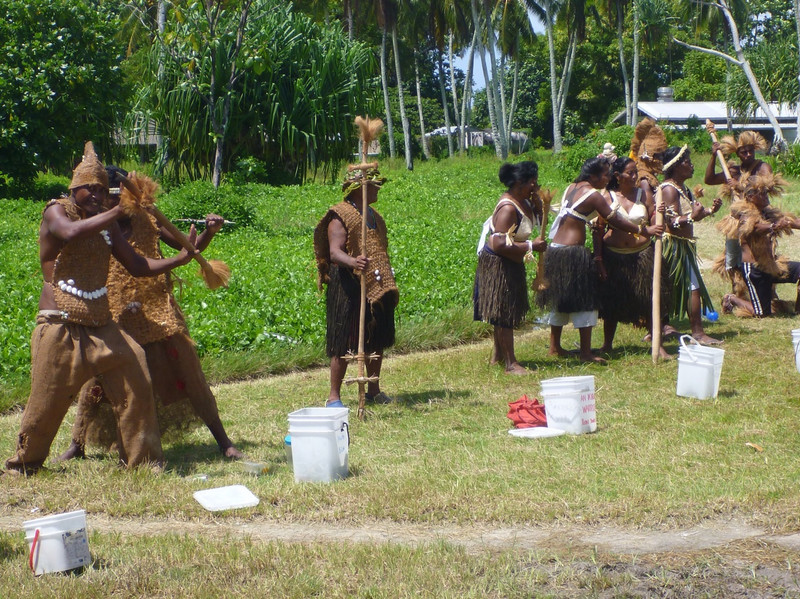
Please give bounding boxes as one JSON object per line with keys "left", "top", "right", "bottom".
{"left": 325, "top": 399, "right": 345, "bottom": 408}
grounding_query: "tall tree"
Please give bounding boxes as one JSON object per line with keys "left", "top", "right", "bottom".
{"left": 673, "top": 0, "right": 785, "bottom": 148}
{"left": 528, "top": 0, "right": 584, "bottom": 152}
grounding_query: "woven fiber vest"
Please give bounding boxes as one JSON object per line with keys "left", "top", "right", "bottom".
{"left": 314, "top": 201, "right": 398, "bottom": 305}
{"left": 48, "top": 198, "right": 112, "bottom": 326}
{"left": 108, "top": 209, "right": 188, "bottom": 345}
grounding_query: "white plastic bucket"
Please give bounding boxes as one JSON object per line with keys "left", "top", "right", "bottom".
{"left": 23, "top": 510, "right": 91, "bottom": 575}
{"left": 288, "top": 407, "right": 349, "bottom": 483}
{"left": 676, "top": 335, "right": 725, "bottom": 400}
{"left": 540, "top": 376, "right": 596, "bottom": 434}
{"left": 791, "top": 329, "right": 800, "bottom": 373}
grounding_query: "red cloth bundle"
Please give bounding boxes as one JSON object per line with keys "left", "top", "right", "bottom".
{"left": 507, "top": 395, "right": 547, "bottom": 428}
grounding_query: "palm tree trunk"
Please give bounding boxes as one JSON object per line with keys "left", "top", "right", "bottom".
{"left": 415, "top": 53, "right": 431, "bottom": 159}
{"left": 506, "top": 58, "right": 519, "bottom": 153}
{"left": 438, "top": 51, "right": 455, "bottom": 157}
{"left": 545, "top": 9, "right": 563, "bottom": 152}
{"left": 448, "top": 32, "right": 460, "bottom": 126}
{"left": 556, "top": 29, "right": 578, "bottom": 128}
{"left": 460, "top": 30, "right": 478, "bottom": 154}
{"left": 380, "top": 29, "right": 396, "bottom": 159}
{"left": 470, "top": 0, "right": 502, "bottom": 158}
{"left": 615, "top": 2, "right": 632, "bottom": 125}
{"left": 632, "top": 0, "right": 641, "bottom": 126}
{"left": 482, "top": 0, "right": 507, "bottom": 158}
{"left": 391, "top": 24, "right": 413, "bottom": 170}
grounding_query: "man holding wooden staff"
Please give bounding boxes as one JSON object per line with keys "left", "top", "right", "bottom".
{"left": 314, "top": 167, "right": 399, "bottom": 409}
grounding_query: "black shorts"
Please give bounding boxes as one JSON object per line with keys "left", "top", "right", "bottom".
{"left": 739, "top": 261, "right": 800, "bottom": 316}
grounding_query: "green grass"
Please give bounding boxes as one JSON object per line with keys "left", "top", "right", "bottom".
{"left": 3, "top": 153, "right": 800, "bottom": 595}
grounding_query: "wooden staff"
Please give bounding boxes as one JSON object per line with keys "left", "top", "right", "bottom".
{"left": 531, "top": 189, "right": 553, "bottom": 291}
{"left": 651, "top": 187, "right": 664, "bottom": 363}
{"left": 705, "top": 120, "right": 734, "bottom": 182}
{"left": 119, "top": 174, "right": 230, "bottom": 289}
{"left": 345, "top": 116, "right": 383, "bottom": 421}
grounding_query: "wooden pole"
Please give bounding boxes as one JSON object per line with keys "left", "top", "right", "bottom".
{"left": 356, "top": 140, "right": 370, "bottom": 421}
{"left": 531, "top": 191, "right": 552, "bottom": 291}
{"left": 705, "top": 120, "right": 734, "bottom": 182}
{"left": 651, "top": 187, "right": 664, "bottom": 364}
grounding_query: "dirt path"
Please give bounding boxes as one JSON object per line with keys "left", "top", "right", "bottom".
{"left": 2, "top": 510, "right": 799, "bottom": 557}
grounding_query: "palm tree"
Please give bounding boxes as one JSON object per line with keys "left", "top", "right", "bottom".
{"left": 470, "top": 0, "right": 506, "bottom": 158}
{"left": 496, "top": 0, "right": 536, "bottom": 152}
{"left": 527, "top": 0, "right": 584, "bottom": 152}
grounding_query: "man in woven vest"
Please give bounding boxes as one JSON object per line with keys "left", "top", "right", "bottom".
{"left": 57, "top": 169, "right": 242, "bottom": 462}
{"left": 4, "top": 143, "right": 196, "bottom": 474}
{"left": 313, "top": 168, "right": 399, "bottom": 408}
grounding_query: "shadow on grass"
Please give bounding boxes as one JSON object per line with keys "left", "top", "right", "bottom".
{"left": 391, "top": 389, "right": 471, "bottom": 406}
{"left": 0, "top": 536, "right": 23, "bottom": 564}
{"left": 163, "top": 439, "right": 264, "bottom": 474}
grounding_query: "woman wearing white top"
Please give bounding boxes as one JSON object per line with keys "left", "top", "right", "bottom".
{"left": 594, "top": 157, "right": 671, "bottom": 360}
{"left": 473, "top": 162, "right": 545, "bottom": 375}
{"left": 537, "top": 157, "right": 664, "bottom": 363}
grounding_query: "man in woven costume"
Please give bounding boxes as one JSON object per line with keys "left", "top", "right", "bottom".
{"left": 57, "top": 169, "right": 242, "bottom": 462}
{"left": 5, "top": 143, "right": 195, "bottom": 474}
{"left": 705, "top": 131, "right": 776, "bottom": 303}
{"left": 715, "top": 173, "right": 800, "bottom": 317}
{"left": 313, "top": 168, "right": 398, "bottom": 408}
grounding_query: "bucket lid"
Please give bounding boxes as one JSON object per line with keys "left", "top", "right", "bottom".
{"left": 508, "top": 427, "right": 566, "bottom": 438}
{"left": 22, "top": 509, "right": 86, "bottom": 529}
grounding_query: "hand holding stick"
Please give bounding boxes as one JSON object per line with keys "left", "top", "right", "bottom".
{"left": 118, "top": 173, "right": 230, "bottom": 289}
{"left": 531, "top": 189, "right": 553, "bottom": 291}
{"left": 705, "top": 120, "right": 734, "bottom": 182}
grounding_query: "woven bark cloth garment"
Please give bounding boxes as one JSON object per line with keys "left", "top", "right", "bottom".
{"left": 6, "top": 314, "right": 162, "bottom": 472}
{"left": 314, "top": 201, "right": 398, "bottom": 357}
{"left": 598, "top": 242, "right": 672, "bottom": 326}
{"left": 48, "top": 198, "right": 112, "bottom": 327}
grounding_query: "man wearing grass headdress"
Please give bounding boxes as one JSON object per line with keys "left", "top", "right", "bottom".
{"left": 656, "top": 145, "right": 723, "bottom": 345}
{"left": 706, "top": 131, "right": 773, "bottom": 294}
{"left": 313, "top": 167, "right": 398, "bottom": 408}
{"left": 715, "top": 173, "right": 800, "bottom": 317}
{"left": 57, "top": 167, "right": 242, "bottom": 464}
{"left": 4, "top": 142, "right": 196, "bottom": 475}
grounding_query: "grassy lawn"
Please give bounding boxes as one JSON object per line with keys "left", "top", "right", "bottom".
{"left": 2, "top": 154, "right": 800, "bottom": 596}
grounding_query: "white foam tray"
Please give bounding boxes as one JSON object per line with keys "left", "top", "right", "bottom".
{"left": 193, "top": 485, "right": 260, "bottom": 511}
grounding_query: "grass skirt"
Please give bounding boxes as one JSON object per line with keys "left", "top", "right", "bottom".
{"left": 473, "top": 249, "right": 529, "bottom": 329}
{"left": 326, "top": 264, "right": 396, "bottom": 357}
{"left": 598, "top": 244, "right": 672, "bottom": 326}
{"left": 536, "top": 244, "right": 597, "bottom": 313}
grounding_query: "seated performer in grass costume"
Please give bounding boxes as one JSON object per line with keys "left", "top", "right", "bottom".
{"left": 473, "top": 161, "right": 545, "bottom": 375}
{"left": 57, "top": 168, "right": 242, "bottom": 462}
{"left": 715, "top": 173, "right": 800, "bottom": 317}
{"left": 4, "top": 143, "right": 196, "bottom": 474}
{"left": 314, "top": 167, "right": 398, "bottom": 408}
{"left": 655, "top": 145, "right": 722, "bottom": 344}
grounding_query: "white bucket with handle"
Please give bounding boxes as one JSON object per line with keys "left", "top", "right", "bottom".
{"left": 791, "top": 329, "right": 800, "bottom": 373}
{"left": 539, "top": 375, "right": 596, "bottom": 434}
{"left": 23, "top": 510, "right": 91, "bottom": 575}
{"left": 676, "top": 335, "right": 725, "bottom": 400}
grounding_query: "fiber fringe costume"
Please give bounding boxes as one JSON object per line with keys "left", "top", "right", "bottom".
{"left": 70, "top": 188, "right": 226, "bottom": 451}
{"left": 473, "top": 198, "right": 536, "bottom": 328}
{"left": 656, "top": 183, "right": 714, "bottom": 319}
{"left": 714, "top": 175, "right": 800, "bottom": 317}
{"left": 314, "top": 201, "right": 398, "bottom": 357}
{"left": 5, "top": 195, "right": 162, "bottom": 472}
{"left": 536, "top": 186, "right": 598, "bottom": 320}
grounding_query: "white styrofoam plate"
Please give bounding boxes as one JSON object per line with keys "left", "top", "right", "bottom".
{"left": 508, "top": 427, "right": 566, "bottom": 439}
{"left": 193, "top": 485, "right": 260, "bottom": 511}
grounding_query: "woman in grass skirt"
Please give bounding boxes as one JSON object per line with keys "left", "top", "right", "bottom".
{"left": 537, "top": 158, "right": 664, "bottom": 363}
{"left": 595, "top": 157, "right": 672, "bottom": 360}
{"left": 473, "top": 161, "right": 545, "bottom": 374}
